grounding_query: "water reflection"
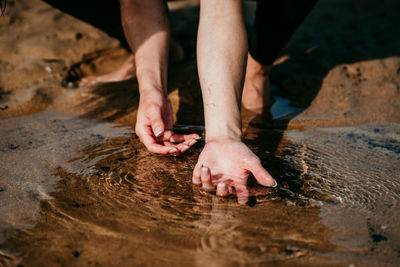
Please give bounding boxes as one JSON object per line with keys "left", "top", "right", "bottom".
{"left": 1, "top": 119, "right": 340, "bottom": 266}
{"left": 2, "top": 113, "right": 399, "bottom": 266}
{"left": 285, "top": 123, "right": 400, "bottom": 264}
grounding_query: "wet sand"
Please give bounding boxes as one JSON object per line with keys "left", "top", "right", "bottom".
{"left": 1, "top": 0, "right": 400, "bottom": 266}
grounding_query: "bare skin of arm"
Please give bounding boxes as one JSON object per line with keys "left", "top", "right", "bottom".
{"left": 118, "top": 0, "right": 275, "bottom": 203}
{"left": 120, "top": 0, "right": 199, "bottom": 155}
{"left": 192, "top": 0, "right": 276, "bottom": 204}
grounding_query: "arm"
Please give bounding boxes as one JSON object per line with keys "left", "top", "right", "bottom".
{"left": 193, "top": 0, "right": 276, "bottom": 204}
{"left": 120, "top": 0, "right": 199, "bottom": 155}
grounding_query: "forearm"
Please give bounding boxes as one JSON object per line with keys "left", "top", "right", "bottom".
{"left": 120, "top": 0, "right": 170, "bottom": 96}
{"left": 197, "top": 0, "right": 247, "bottom": 141}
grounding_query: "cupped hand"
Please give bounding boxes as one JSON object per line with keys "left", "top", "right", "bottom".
{"left": 135, "top": 90, "right": 200, "bottom": 155}
{"left": 192, "top": 139, "right": 277, "bottom": 204}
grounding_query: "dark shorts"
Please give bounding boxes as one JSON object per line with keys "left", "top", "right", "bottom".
{"left": 43, "top": 0, "right": 317, "bottom": 66}
{"left": 251, "top": 0, "right": 318, "bottom": 65}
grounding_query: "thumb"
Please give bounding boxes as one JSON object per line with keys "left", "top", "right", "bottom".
{"left": 148, "top": 106, "right": 165, "bottom": 137}
{"left": 249, "top": 160, "right": 277, "bottom": 187}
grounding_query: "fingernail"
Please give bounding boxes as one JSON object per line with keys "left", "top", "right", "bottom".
{"left": 238, "top": 197, "right": 248, "bottom": 205}
{"left": 194, "top": 136, "right": 201, "bottom": 140}
{"left": 189, "top": 139, "right": 197, "bottom": 146}
{"left": 182, "top": 145, "right": 190, "bottom": 150}
{"left": 272, "top": 180, "right": 278, "bottom": 188}
{"left": 169, "top": 148, "right": 178, "bottom": 154}
{"left": 217, "top": 183, "right": 226, "bottom": 189}
{"left": 201, "top": 167, "right": 208, "bottom": 172}
{"left": 155, "top": 130, "right": 163, "bottom": 137}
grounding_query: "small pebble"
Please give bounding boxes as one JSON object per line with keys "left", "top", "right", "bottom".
{"left": 45, "top": 66, "right": 52, "bottom": 73}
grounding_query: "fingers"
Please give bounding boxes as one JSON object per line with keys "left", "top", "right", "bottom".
{"left": 192, "top": 162, "right": 202, "bottom": 185}
{"left": 142, "top": 135, "right": 177, "bottom": 155}
{"left": 201, "top": 167, "right": 214, "bottom": 191}
{"left": 216, "top": 182, "right": 230, "bottom": 197}
{"left": 169, "top": 133, "right": 201, "bottom": 143}
{"left": 139, "top": 126, "right": 177, "bottom": 155}
{"left": 138, "top": 125, "right": 198, "bottom": 156}
{"left": 194, "top": 166, "right": 232, "bottom": 196}
{"left": 194, "top": 167, "right": 248, "bottom": 204}
{"left": 235, "top": 184, "right": 249, "bottom": 205}
{"left": 175, "top": 138, "right": 198, "bottom": 153}
{"left": 248, "top": 159, "right": 277, "bottom": 187}
{"left": 147, "top": 105, "right": 165, "bottom": 138}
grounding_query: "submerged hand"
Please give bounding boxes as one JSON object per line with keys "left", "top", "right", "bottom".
{"left": 135, "top": 91, "right": 200, "bottom": 155}
{"left": 192, "top": 139, "right": 276, "bottom": 204}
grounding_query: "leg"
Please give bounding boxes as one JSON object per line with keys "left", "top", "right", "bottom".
{"left": 80, "top": 1, "right": 184, "bottom": 87}
{"left": 79, "top": 54, "right": 136, "bottom": 86}
{"left": 242, "top": 0, "right": 318, "bottom": 113}
{"left": 44, "top": 0, "right": 183, "bottom": 87}
{"left": 242, "top": 52, "right": 272, "bottom": 113}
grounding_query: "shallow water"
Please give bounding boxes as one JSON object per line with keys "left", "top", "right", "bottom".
{"left": 0, "top": 111, "right": 132, "bottom": 244}
{"left": 285, "top": 124, "right": 400, "bottom": 263}
{"left": 0, "top": 111, "right": 399, "bottom": 266}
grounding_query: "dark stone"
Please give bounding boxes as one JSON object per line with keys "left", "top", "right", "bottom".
{"left": 8, "top": 144, "right": 19, "bottom": 150}
{"left": 75, "top": 32, "right": 83, "bottom": 40}
{"left": 372, "top": 234, "right": 388, "bottom": 243}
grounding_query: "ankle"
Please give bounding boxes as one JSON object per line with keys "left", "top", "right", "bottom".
{"left": 246, "top": 53, "right": 271, "bottom": 76}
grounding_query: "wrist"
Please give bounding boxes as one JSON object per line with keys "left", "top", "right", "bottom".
{"left": 139, "top": 87, "right": 167, "bottom": 101}
{"left": 139, "top": 86, "right": 166, "bottom": 97}
{"left": 205, "top": 124, "right": 242, "bottom": 143}
{"left": 136, "top": 68, "right": 167, "bottom": 97}
{"left": 204, "top": 106, "right": 242, "bottom": 143}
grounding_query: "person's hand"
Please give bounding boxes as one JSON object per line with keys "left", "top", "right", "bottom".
{"left": 135, "top": 90, "right": 200, "bottom": 155}
{"left": 192, "top": 139, "right": 277, "bottom": 204}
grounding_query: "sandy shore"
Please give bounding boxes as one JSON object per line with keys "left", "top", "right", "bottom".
{"left": 0, "top": 0, "right": 399, "bottom": 126}
{"left": 0, "top": 0, "right": 399, "bottom": 266}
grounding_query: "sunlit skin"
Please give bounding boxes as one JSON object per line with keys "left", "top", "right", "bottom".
{"left": 193, "top": 140, "right": 276, "bottom": 204}
{"left": 78, "top": 39, "right": 184, "bottom": 87}
{"left": 83, "top": 0, "right": 277, "bottom": 202}
{"left": 195, "top": 0, "right": 276, "bottom": 204}
{"left": 136, "top": 89, "right": 200, "bottom": 155}
{"left": 242, "top": 53, "right": 273, "bottom": 114}
{"left": 117, "top": 0, "right": 200, "bottom": 156}
{"left": 79, "top": 55, "right": 136, "bottom": 87}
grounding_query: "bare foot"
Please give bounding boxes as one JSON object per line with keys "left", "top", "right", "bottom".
{"left": 79, "top": 39, "right": 184, "bottom": 87}
{"left": 242, "top": 53, "right": 272, "bottom": 114}
{"left": 79, "top": 55, "right": 136, "bottom": 87}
